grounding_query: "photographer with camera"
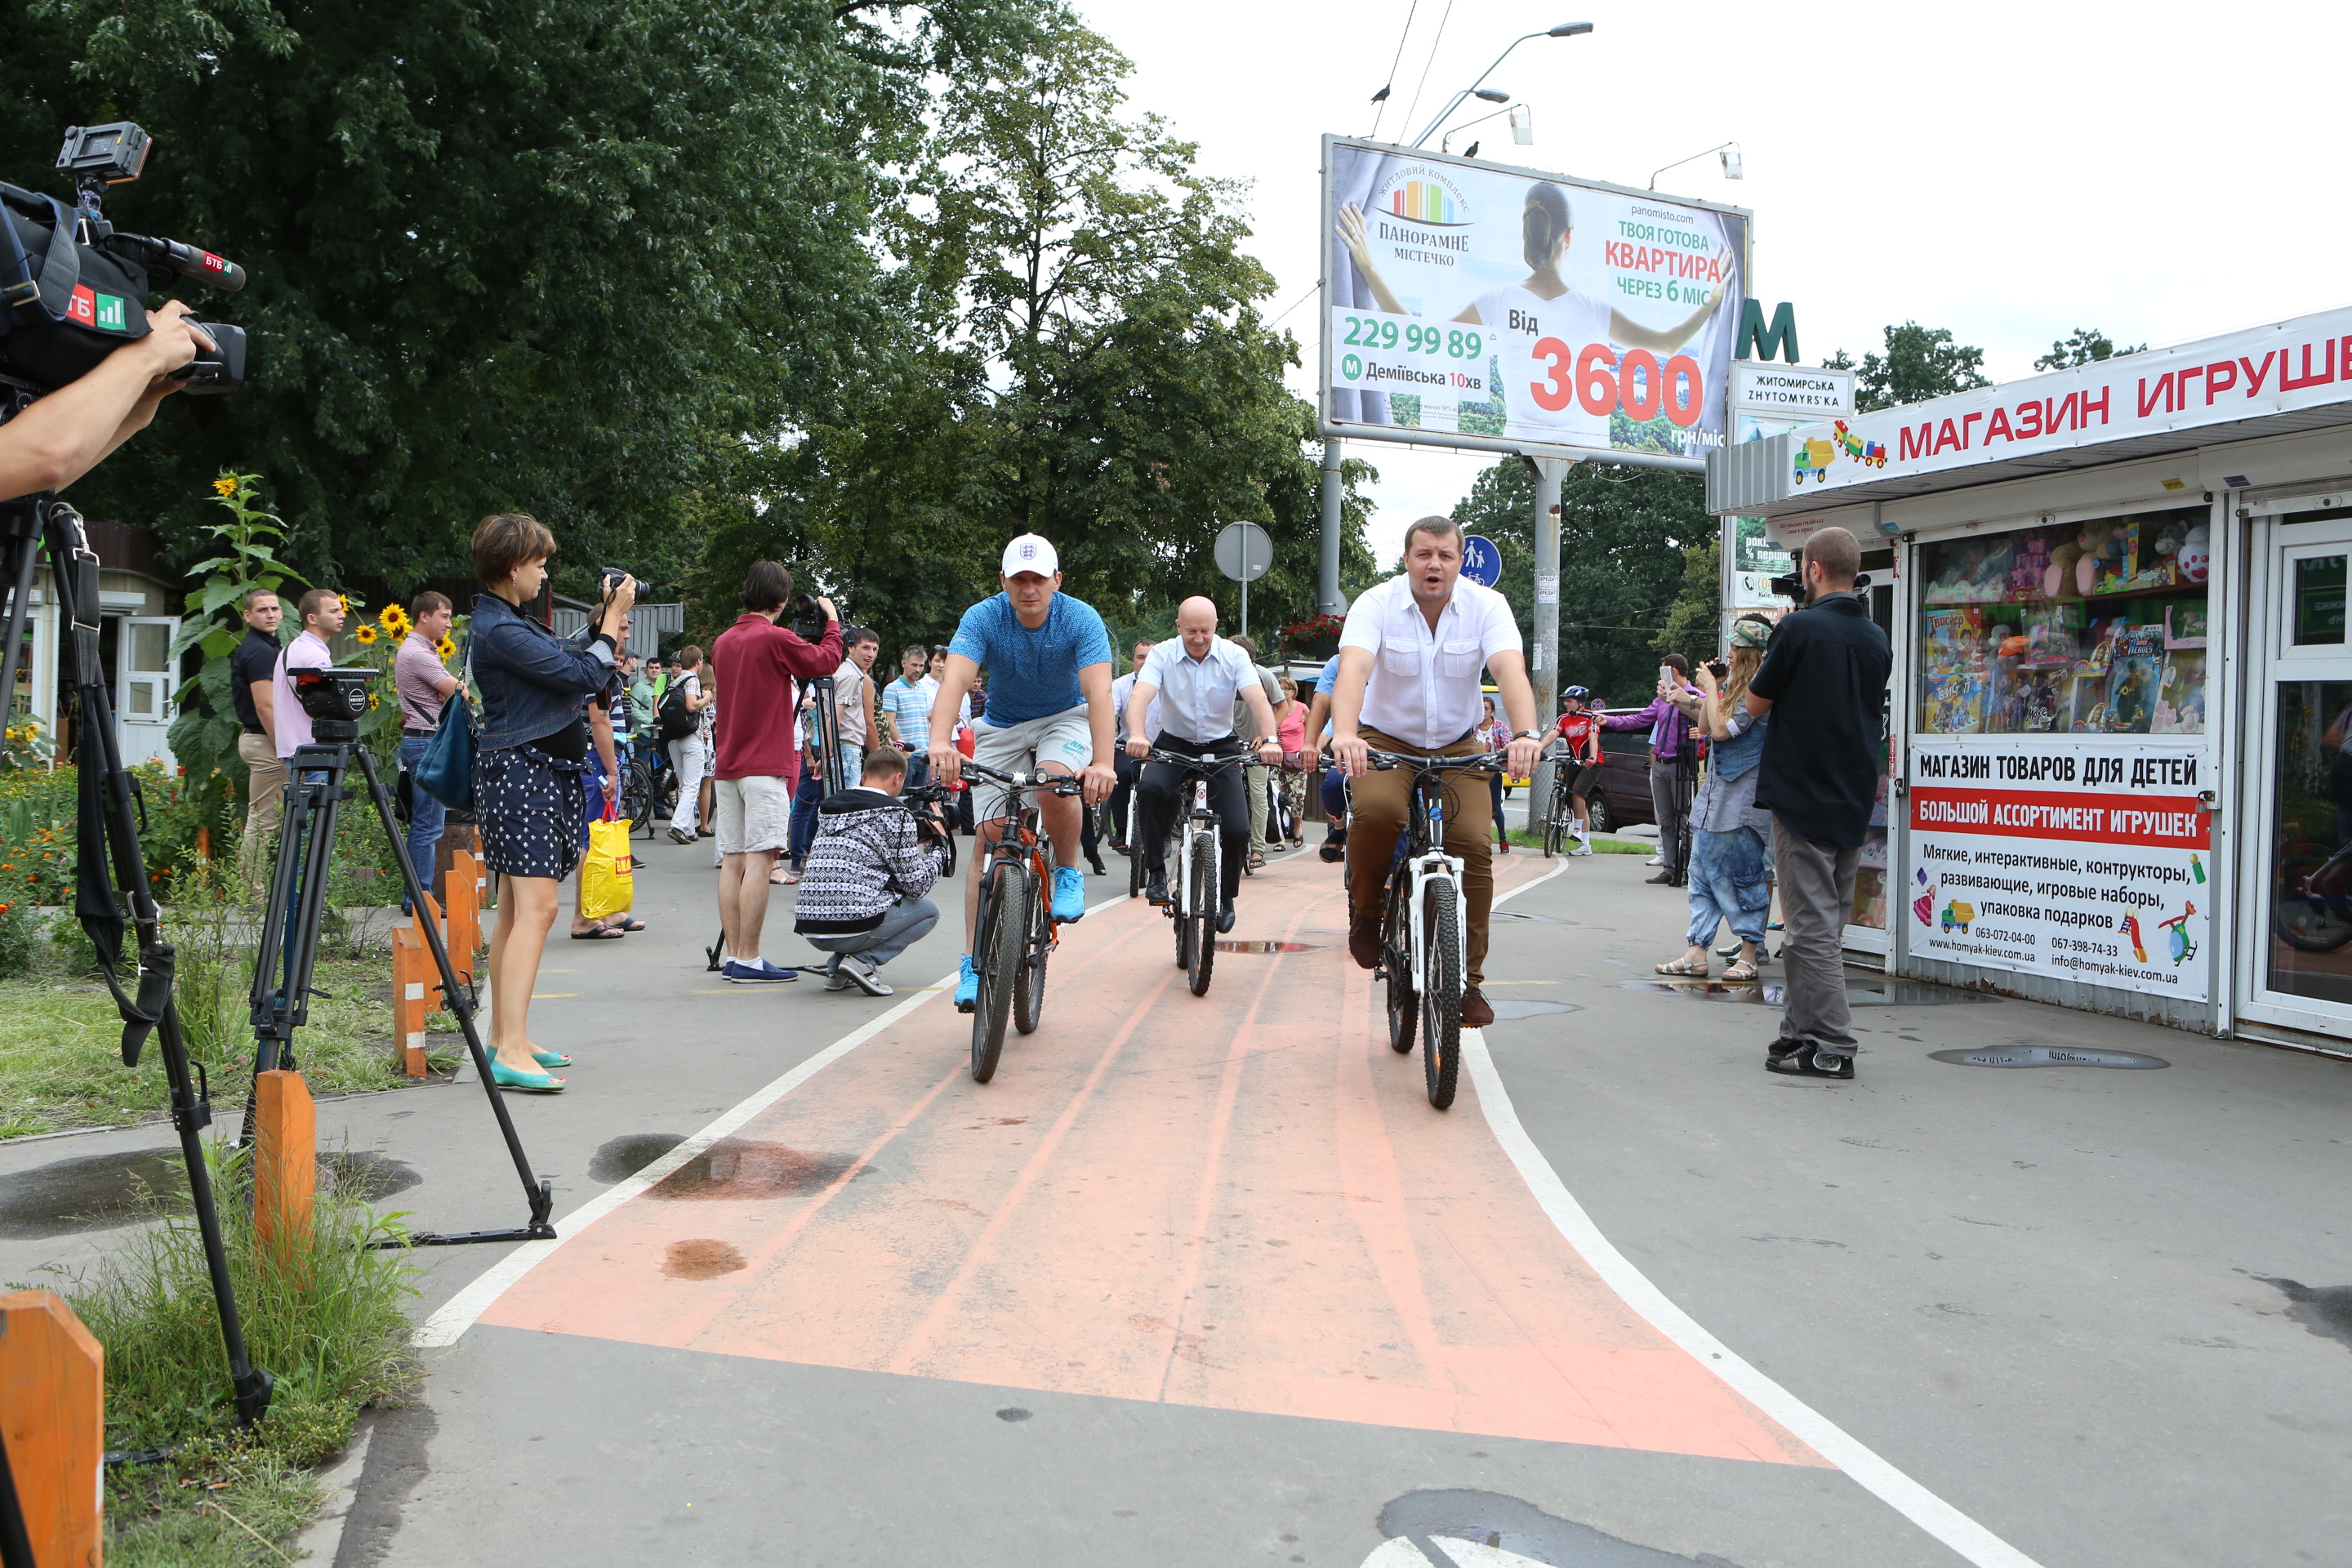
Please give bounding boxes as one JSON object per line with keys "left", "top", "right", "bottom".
{"left": 709, "top": 560, "right": 841, "bottom": 983}
{"left": 468, "top": 513, "right": 635, "bottom": 1091}
{"left": 791, "top": 748, "right": 946, "bottom": 996}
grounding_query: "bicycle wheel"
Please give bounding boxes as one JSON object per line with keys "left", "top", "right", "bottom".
{"left": 621, "top": 758, "right": 654, "bottom": 839}
{"left": 1383, "top": 875, "right": 1417, "bottom": 1054}
{"left": 1187, "top": 829, "right": 1216, "bottom": 997}
{"left": 1541, "top": 786, "right": 1565, "bottom": 858}
{"left": 1173, "top": 831, "right": 1193, "bottom": 969}
{"left": 1014, "top": 861, "right": 1050, "bottom": 1036}
{"left": 971, "top": 860, "right": 1024, "bottom": 1082}
{"left": 1420, "top": 876, "right": 1463, "bottom": 1109}
{"left": 2274, "top": 853, "right": 2352, "bottom": 952}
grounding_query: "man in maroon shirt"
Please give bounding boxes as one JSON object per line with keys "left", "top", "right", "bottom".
{"left": 710, "top": 561, "right": 841, "bottom": 982}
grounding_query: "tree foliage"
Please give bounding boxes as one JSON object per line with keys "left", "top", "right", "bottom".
{"left": 2033, "top": 327, "right": 2148, "bottom": 372}
{"left": 1824, "top": 322, "right": 1991, "bottom": 412}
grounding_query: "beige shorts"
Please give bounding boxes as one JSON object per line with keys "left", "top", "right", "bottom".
{"left": 970, "top": 705, "right": 1093, "bottom": 822}
{"left": 713, "top": 775, "right": 793, "bottom": 856}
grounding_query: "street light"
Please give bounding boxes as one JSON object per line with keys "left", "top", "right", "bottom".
{"left": 1441, "top": 100, "right": 1534, "bottom": 156}
{"left": 1407, "top": 21, "right": 1594, "bottom": 149}
{"left": 1649, "top": 140, "right": 1744, "bottom": 191}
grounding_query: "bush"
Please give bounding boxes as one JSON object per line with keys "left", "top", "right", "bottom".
{"left": 0, "top": 900, "right": 37, "bottom": 978}
{"left": 46, "top": 908, "right": 99, "bottom": 976}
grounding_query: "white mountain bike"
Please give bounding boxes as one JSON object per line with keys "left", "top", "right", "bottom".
{"left": 1139, "top": 748, "right": 1247, "bottom": 997}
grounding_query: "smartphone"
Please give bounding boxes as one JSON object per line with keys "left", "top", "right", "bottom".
{"left": 1657, "top": 664, "right": 1674, "bottom": 689}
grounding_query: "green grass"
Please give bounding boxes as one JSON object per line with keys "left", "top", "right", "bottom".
{"left": 1500, "top": 826, "right": 1654, "bottom": 854}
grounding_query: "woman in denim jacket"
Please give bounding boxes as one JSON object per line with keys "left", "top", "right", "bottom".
{"left": 469, "top": 512, "right": 634, "bottom": 1091}
{"left": 1655, "top": 616, "right": 1775, "bottom": 982}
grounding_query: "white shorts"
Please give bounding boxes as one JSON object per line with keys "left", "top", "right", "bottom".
{"left": 713, "top": 775, "right": 793, "bottom": 855}
{"left": 970, "top": 705, "right": 1093, "bottom": 822}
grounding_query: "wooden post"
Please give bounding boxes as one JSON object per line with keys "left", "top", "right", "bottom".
{"left": 390, "top": 926, "right": 429, "bottom": 1079}
{"left": 445, "top": 848, "right": 481, "bottom": 976}
{"left": 252, "top": 1070, "right": 316, "bottom": 1278}
{"left": 0, "top": 1290, "right": 102, "bottom": 1568}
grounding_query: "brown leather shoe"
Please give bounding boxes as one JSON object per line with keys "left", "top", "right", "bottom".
{"left": 1348, "top": 911, "right": 1383, "bottom": 969}
{"left": 1460, "top": 987, "right": 1494, "bottom": 1028}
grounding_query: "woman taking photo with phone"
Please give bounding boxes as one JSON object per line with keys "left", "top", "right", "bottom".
{"left": 1654, "top": 617, "right": 1775, "bottom": 982}
{"left": 470, "top": 513, "right": 635, "bottom": 1091}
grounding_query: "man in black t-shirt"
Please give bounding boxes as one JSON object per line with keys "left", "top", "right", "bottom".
{"left": 1745, "top": 527, "right": 1891, "bottom": 1080}
{"left": 226, "top": 588, "right": 287, "bottom": 890}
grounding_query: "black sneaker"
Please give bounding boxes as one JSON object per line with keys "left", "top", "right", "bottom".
{"left": 1144, "top": 871, "right": 1169, "bottom": 905}
{"left": 1766, "top": 1040, "right": 1855, "bottom": 1079}
{"left": 1318, "top": 841, "right": 1345, "bottom": 864}
{"left": 1215, "top": 902, "right": 1236, "bottom": 934}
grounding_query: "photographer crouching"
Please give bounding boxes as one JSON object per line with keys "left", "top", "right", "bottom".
{"left": 791, "top": 749, "right": 946, "bottom": 996}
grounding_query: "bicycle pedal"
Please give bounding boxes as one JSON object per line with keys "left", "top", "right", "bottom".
{"left": 1373, "top": 966, "right": 1389, "bottom": 980}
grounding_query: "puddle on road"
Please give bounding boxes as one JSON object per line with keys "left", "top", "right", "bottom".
{"left": 1375, "top": 1487, "right": 1742, "bottom": 1566}
{"left": 1213, "top": 940, "right": 1325, "bottom": 954}
{"left": 1929, "top": 1045, "right": 2168, "bottom": 1070}
{"left": 2256, "top": 1276, "right": 2352, "bottom": 1353}
{"left": 1623, "top": 978, "right": 1994, "bottom": 1007}
{"left": 662, "top": 1238, "right": 747, "bottom": 1280}
{"left": 649, "top": 1138, "right": 856, "bottom": 1200}
{"left": 590, "top": 1132, "right": 688, "bottom": 1184}
{"left": 0, "top": 1147, "right": 420, "bottom": 1239}
{"left": 1481, "top": 1000, "right": 1581, "bottom": 1021}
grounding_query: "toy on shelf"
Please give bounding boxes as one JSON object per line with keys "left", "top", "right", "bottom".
{"left": 2178, "top": 522, "right": 2212, "bottom": 583}
{"left": 2151, "top": 651, "right": 2207, "bottom": 734}
{"left": 2009, "top": 529, "right": 2052, "bottom": 597}
{"left": 2045, "top": 539, "right": 2084, "bottom": 599}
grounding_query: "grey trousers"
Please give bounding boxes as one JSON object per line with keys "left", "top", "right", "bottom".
{"left": 1648, "top": 757, "right": 1686, "bottom": 872}
{"left": 1771, "top": 821, "right": 1860, "bottom": 1053}
{"left": 805, "top": 896, "right": 939, "bottom": 971}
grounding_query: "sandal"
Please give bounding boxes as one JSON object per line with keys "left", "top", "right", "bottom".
{"left": 772, "top": 866, "right": 800, "bottom": 884}
{"left": 1654, "top": 956, "right": 1709, "bottom": 976}
{"left": 612, "top": 915, "right": 646, "bottom": 933}
{"left": 1722, "top": 959, "right": 1760, "bottom": 982}
{"left": 1247, "top": 851, "right": 1267, "bottom": 871}
{"left": 569, "top": 924, "right": 625, "bottom": 940}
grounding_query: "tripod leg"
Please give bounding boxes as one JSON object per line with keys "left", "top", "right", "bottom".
{"left": 354, "top": 749, "right": 555, "bottom": 1239}
{"left": 238, "top": 757, "right": 342, "bottom": 1146}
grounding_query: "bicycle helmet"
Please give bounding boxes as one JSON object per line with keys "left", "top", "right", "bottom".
{"left": 1561, "top": 685, "right": 1591, "bottom": 703}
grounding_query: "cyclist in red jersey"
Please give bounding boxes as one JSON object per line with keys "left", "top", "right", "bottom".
{"left": 1549, "top": 685, "right": 1604, "bottom": 856}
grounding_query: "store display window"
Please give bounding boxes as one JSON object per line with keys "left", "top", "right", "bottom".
{"left": 1915, "top": 506, "right": 2212, "bottom": 736}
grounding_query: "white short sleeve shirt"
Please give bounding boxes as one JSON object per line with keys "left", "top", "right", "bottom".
{"left": 1138, "top": 636, "right": 1258, "bottom": 745}
{"left": 1338, "top": 575, "right": 1523, "bottom": 749}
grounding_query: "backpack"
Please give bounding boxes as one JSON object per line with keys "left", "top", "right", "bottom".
{"left": 657, "top": 678, "right": 696, "bottom": 741}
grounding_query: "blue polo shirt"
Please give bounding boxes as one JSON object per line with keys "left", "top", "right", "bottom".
{"left": 947, "top": 591, "right": 1114, "bottom": 725}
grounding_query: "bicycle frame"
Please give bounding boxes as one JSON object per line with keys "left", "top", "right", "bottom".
{"left": 1139, "top": 750, "right": 1244, "bottom": 920}
{"left": 1367, "top": 750, "right": 1500, "bottom": 997}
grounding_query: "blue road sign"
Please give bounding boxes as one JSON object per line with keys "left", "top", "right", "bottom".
{"left": 1460, "top": 534, "right": 1503, "bottom": 588}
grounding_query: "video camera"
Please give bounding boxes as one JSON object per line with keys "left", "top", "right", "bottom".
{"left": 789, "top": 592, "right": 828, "bottom": 643}
{"left": 1, "top": 121, "right": 247, "bottom": 395}
{"left": 1767, "top": 566, "right": 1871, "bottom": 605}
{"left": 289, "top": 666, "right": 375, "bottom": 731}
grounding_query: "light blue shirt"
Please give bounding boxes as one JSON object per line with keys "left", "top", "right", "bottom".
{"left": 1314, "top": 654, "right": 1341, "bottom": 696}
{"left": 879, "top": 674, "right": 933, "bottom": 750}
{"left": 1138, "top": 635, "right": 1258, "bottom": 745}
{"left": 947, "top": 591, "right": 1114, "bottom": 726}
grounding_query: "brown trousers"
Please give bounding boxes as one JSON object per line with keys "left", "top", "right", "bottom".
{"left": 1343, "top": 726, "right": 1496, "bottom": 986}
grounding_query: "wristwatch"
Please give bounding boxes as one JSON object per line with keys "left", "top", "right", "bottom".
{"left": 1511, "top": 729, "right": 1541, "bottom": 741}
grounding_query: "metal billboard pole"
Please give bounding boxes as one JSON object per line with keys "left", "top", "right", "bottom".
{"left": 1317, "top": 438, "right": 1346, "bottom": 614}
{"left": 1527, "top": 457, "right": 1570, "bottom": 831}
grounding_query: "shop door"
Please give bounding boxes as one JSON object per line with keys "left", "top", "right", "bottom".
{"left": 2241, "top": 506, "right": 2352, "bottom": 1034}
{"left": 116, "top": 616, "right": 177, "bottom": 768}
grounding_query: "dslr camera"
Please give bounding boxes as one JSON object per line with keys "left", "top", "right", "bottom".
{"left": 1, "top": 122, "right": 247, "bottom": 395}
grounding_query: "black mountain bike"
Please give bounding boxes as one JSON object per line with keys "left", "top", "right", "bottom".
{"left": 960, "top": 761, "right": 1084, "bottom": 1083}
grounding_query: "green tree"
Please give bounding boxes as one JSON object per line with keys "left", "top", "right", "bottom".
{"left": 0, "top": 0, "right": 1050, "bottom": 590}
{"left": 1824, "top": 322, "right": 1992, "bottom": 412}
{"left": 2033, "top": 327, "right": 2148, "bottom": 372}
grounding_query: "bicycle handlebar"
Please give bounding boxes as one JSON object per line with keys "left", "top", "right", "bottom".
{"left": 1138, "top": 748, "right": 1250, "bottom": 771}
{"left": 956, "top": 760, "right": 1085, "bottom": 796}
{"left": 1318, "top": 748, "right": 1511, "bottom": 774}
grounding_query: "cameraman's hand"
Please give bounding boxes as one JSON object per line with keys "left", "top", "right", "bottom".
{"left": 139, "top": 301, "right": 214, "bottom": 388}
{"left": 599, "top": 574, "right": 636, "bottom": 636}
{"left": 814, "top": 595, "right": 838, "bottom": 622}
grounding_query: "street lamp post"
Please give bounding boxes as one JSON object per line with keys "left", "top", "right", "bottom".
{"left": 1407, "top": 21, "right": 1592, "bottom": 150}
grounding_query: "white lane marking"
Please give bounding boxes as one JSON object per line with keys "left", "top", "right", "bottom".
{"left": 416, "top": 889, "right": 1133, "bottom": 1348}
{"left": 1472, "top": 862, "right": 2045, "bottom": 1568}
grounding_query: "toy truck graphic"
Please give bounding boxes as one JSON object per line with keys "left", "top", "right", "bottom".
{"left": 1833, "top": 419, "right": 1887, "bottom": 468}
{"left": 1940, "top": 899, "right": 1976, "bottom": 933}
{"left": 1793, "top": 435, "right": 1837, "bottom": 483}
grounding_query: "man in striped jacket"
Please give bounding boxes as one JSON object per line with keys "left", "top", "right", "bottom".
{"left": 792, "top": 750, "right": 945, "bottom": 996}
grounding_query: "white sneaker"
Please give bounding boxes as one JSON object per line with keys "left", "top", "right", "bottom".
{"left": 841, "top": 954, "right": 893, "bottom": 996}
{"left": 1570, "top": 840, "right": 1592, "bottom": 858}
{"left": 1645, "top": 855, "right": 1663, "bottom": 866}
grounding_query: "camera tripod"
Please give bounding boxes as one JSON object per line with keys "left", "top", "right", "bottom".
{"left": 0, "top": 435, "right": 272, "bottom": 1423}
{"left": 244, "top": 678, "right": 555, "bottom": 1246}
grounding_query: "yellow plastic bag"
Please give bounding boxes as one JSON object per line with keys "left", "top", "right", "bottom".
{"left": 581, "top": 804, "right": 635, "bottom": 921}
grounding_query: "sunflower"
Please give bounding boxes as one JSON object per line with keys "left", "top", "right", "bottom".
{"left": 353, "top": 623, "right": 378, "bottom": 645}
{"left": 379, "top": 604, "right": 411, "bottom": 635}
{"left": 337, "top": 594, "right": 352, "bottom": 617}
{"left": 367, "top": 693, "right": 380, "bottom": 710}
{"left": 212, "top": 475, "right": 237, "bottom": 497}
{"left": 436, "top": 635, "right": 457, "bottom": 661}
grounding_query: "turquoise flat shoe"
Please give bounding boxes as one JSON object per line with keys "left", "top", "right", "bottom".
{"left": 486, "top": 1056, "right": 565, "bottom": 1092}
{"left": 532, "top": 1049, "right": 573, "bottom": 1068}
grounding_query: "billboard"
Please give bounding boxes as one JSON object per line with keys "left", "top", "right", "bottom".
{"left": 1321, "top": 136, "right": 1750, "bottom": 467}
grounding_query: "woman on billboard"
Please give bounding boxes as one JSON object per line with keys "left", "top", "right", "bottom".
{"left": 1336, "top": 182, "right": 1737, "bottom": 447}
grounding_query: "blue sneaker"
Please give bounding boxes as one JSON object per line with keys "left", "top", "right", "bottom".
{"left": 723, "top": 958, "right": 799, "bottom": 985}
{"left": 1051, "top": 865, "right": 1087, "bottom": 923}
{"left": 955, "top": 953, "right": 979, "bottom": 1012}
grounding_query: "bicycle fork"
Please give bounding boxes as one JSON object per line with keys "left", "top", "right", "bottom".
{"left": 1401, "top": 790, "right": 1468, "bottom": 996}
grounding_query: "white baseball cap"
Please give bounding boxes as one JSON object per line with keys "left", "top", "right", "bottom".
{"left": 1000, "top": 533, "right": 1059, "bottom": 577}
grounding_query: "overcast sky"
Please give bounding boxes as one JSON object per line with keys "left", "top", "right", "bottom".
{"left": 1071, "top": 0, "right": 2352, "bottom": 566}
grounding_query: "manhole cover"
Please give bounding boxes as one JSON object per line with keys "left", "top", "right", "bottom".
{"left": 1930, "top": 1045, "right": 2168, "bottom": 1069}
{"left": 1213, "top": 940, "right": 1325, "bottom": 954}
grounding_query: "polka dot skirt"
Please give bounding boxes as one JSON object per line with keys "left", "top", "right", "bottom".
{"left": 474, "top": 742, "right": 586, "bottom": 881}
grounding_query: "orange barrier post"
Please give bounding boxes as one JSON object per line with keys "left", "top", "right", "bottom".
{"left": 445, "top": 849, "right": 481, "bottom": 982}
{"left": 391, "top": 925, "right": 429, "bottom": 1078}
{"left": 253, "top": 1070, "right": 317, "bottom": 1277}
{"left": 0, "top": 1289, "right": 104, "bottom": 1567}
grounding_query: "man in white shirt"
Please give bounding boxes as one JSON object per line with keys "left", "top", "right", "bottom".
{"left": 1125, "top": 599, "right": 1281, "bottom": 931}
{"left": 1329, "top": 516, "right": 1544, "bottom": 1028}
{"left": 271, "top": 588, "right": 345, "bottom": 764}
{"left": 1107, "top": 638, "right": 1158, "bottom": 851}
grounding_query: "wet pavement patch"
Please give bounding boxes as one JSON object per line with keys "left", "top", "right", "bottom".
{"left": 1492, "top": 911, "right": 1577, "bottom": 926}
{"left": 2256, "top": 1276, "right": 2352, "bottom": 1352}
{"left": 320, "top": 1152, "right": 422, "bottom": 1202}
{"left": 1929, "top": 1045, "right": 2168, "bottom": 1070}
{"left": 0, "top": 1147, "right": 186, "bottom": 1239}
{"left": 1624, "top": 978, "right": 1993, "bottom": 1007}
{"left": 661, "top": 1238, "right": 746, "bottom": 1280}
{"left": 1481, "top": 999, "right": 1581, "bottom": 1020}
{"left": 1374, "top": 1488, "right": 1743, "bottom": 1566}
{"left": 590, "top": 1132, "right": 689, "bottom": 1184}
{"left": 648, "top": 1138, "right": 856, "bottom": 1200}
{"left": 996, "top": 1407, "right": 1031, "bottom": 1423}
{"left": 1214, "top": 940, "right": 1325, "bottom": 954}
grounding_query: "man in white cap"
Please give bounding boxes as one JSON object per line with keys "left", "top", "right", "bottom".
{"left": 927, "top": 534, "right": 1119, "bottom": 1011}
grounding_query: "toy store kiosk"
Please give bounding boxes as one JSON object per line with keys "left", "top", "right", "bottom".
{"left": 1708, "top": 302, "right": 2352, "bottom": 1054}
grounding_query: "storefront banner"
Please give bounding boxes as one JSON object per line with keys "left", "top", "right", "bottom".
{"left": 1783, "top": 304, "right": 2352, "bottom": 496}
{"left": 1323, "top": 137, "right": 1749, "bottom": 460}
{"left": 1905, "top": 737, "right": 2212, "bottom": 1001}
{"left": 1726, "top": 514, "right": 1793, "bottom": 608}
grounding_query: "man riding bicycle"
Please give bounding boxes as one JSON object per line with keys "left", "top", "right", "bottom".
{"left": 927, "top": 534, "right": 1119, "bottom": 1010}
{"left": 1550, "top": 685, "right": 1604, "bottom": 856}
{"left": 1329, "top": 515, "right": 1544, "bottom": 1029}
{"left": 1125, "top": 596, "right": 1283, "bottom": 933}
